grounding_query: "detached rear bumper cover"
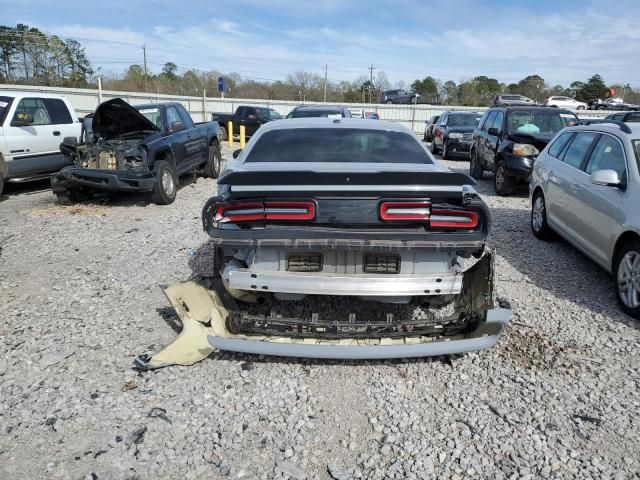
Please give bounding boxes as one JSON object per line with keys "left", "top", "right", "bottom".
{"left": 135, "top": 252, "right": 511, "bottom": 367}
{"left": 51, "top": 166, "right": 156, "bottom": 193}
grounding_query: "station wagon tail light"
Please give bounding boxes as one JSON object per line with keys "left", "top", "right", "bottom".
{"left": 265, "top": 201, "right": 316, "bottom": 221}
{"left": 512, "top": 143, "right": 539, "bottom": 157}
{"left": 430, "top": 209, "right": 479, "bottom": 229}
{"left": 380, "top": 201, "right": 431, "bottom": 221}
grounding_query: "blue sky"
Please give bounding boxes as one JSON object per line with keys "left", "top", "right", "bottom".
{"left": 2, "top": 0, "right": 639, "bottom": 87}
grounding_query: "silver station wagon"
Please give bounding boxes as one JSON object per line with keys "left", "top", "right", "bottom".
{"left": 530, "top": 121, "right": 640, "bottom": 318}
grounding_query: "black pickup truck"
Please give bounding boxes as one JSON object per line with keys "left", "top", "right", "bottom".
{"left": 211, "top": 106, "right": 282, "bottom": 141}
{"left": 54, "top": 99, "right": 221, "bottom": 205}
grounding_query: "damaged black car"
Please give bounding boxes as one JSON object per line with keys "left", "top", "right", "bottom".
{"left": 54, "top": 98, "right": 221, "bottom": 205}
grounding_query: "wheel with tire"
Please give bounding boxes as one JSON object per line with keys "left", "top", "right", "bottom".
{"left": 386, "top": 100, "right": 393, "bottom": 104}
{"left": 411, "top": 96, "right": 418, "bottom": 104}
{"left": 218, "top": 126, "right": 228, "bottom": 142}
{"left": 431, "top": 139, "right": 439, "bottom": 155}
{"left": 469, "top": 150, "right": 484, "bottom": 179}
{"left": 151, "top": 160, "right": 177, "bottom": 205}
{"left": 614, "top": 239, "right": 640, "bottom": 319}
{"left": 577, "top": 105, "right": 585, "bottom": 110}
{"left": 441, "top": 140, "right": 450, "bottom": 160}
{"left": 597, "top": 105, "right": 606, "bottom": 110}
{"left": 494, "top": 161, "right": 514, "bottom": 196}
{"left": 531, "top": 190, "right": 553, "bottom": 240}
{"left": 204, "top": 142, "right": 222, "bottom": 179}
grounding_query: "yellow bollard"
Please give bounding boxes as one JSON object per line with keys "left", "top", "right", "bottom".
{"left": 227, "top": 121, "right": 233, "bottom": 147}
{"left": 240, "top": 125, "right": 246, "bottom": 148}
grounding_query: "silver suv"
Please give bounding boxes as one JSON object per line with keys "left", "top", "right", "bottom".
{"left": 530, "top": 121, "right": 640, "bottom": 318}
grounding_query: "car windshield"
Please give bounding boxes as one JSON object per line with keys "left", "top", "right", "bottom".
{"left": 448, "top": 114, "right": 482, "bottom": 127}
{"left": 245, "top": 128, "right": 433, "bottom": 164}
{"left": 0, "top": 96, "right": 12, "bottom": 123}
{"left": 256, "top": 108, "right": 282, "bottom": 121}
{"left": 288, "top": 109, "right": 342, "bottom": 118}
{"left": 135, "top": 106, "right": 162, "bottom": 128}
{"left": 507, "top": 110, "right": 578, "bottom": 134}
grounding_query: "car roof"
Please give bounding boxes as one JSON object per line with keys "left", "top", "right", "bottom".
{"left": 491, "top": 106, "right": 573, "bottom": 113}
{"left": 564, "top": 122, "right": 640, "bottom": 138}
{"left": 292, "top": 105, "right": 344, "bottom": 112}
{"left": 0, "top": 90, "right": 72, "bottom": 100}
{"left": 134, "top": 102, "right": 183, "bottom": 109}
{"left": 257, "top": 117, "right": 411, "bottom": 133}
{"left": 446, "top": 111, "right": 482, "bottom": 115}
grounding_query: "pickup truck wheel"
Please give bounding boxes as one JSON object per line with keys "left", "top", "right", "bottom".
{"left": 385, "top": 100, "right": 393, "bottom": 104}
{"left": 218, "top": 127, "right": 228, "bottom": 142}
{"left": 614, "top": 240, "right": 640, "bottom": 319}
{"left": 469, "top": 150, "right": 484, "bottom": 179}
{"left": 494, "top": 162, "right": 513, "bottom": 196}
{"left": 151, "top": 160, "right": 177, "bottom": 205}
{"left": 56, "top": 188, "right": 89, "bottom": 205}
{"left": 531, "top": 191, "right": 553, "bottom": 240}
{"left": 205, "top": 142, "right": 222, "bottom": 178}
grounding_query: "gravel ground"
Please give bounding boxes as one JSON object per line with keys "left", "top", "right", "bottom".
{"left": 1, "top": 143, "right": 639, "bottom": 480}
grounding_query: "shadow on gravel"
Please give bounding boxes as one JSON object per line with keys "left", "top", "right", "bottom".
{"left": 0, "top": 178, "right": 51, "bottom": 201}
{"left": 491, "top": 205, "right": 640, "bottom": 331}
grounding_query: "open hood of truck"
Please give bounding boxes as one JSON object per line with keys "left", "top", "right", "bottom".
{"left": 92, "top": 98, "right": 160, "bottom": 140}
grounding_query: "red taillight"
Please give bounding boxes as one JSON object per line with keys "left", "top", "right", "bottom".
{"left": 213, "top": 200, "right": 316, "bottom": 224}
{"left": 380, "top": 201, "right": 431, "bottom": 221}
{"left": 265, "top": 201, "right": 315, "bottom": 221}
{"left": 431, "top": 209, "right": 479, "bottom": 229}
{"left": 215, "top": 202, "right": 264, "bottom": 223}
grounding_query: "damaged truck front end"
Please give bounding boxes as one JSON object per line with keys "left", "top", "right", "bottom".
{"left": 52, "top": 98, "right": 160, "bottom": 202}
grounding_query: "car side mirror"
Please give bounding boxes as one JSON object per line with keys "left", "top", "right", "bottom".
{"left": 170, "top": 121, "right": 185, "bottom": 133}
{"left": 591, "top": 169, "right": 624, "bottom": 188}
{"left": 488, "top": 127, "right": 499, "bottom": 136}
{"left": 12, "top": 112, "right": 34, "bottom": 126}
{"left": 232, "top": 149, "right": 242, "bottom": 159}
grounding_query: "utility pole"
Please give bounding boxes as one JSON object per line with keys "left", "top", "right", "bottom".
{"left": 323, "top": 64, "right": 328, "bottom": 103}
{"left": 368, "top": 64, "right": 375, "bottom": 103}
{"left": 142, "top": 44, "right": 148, "bottom": 92}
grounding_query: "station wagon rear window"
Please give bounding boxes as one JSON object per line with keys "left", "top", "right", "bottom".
{"left": 245, "top": 128, "right": 433, "bottom": 164}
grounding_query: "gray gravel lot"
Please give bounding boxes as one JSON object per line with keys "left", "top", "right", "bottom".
{"left": 1, "top": 143, "right": 639, "bottom": 480}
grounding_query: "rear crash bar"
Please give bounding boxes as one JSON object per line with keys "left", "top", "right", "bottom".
{"left": 227, "top": 270, "right": 462, "bottom": 297}
{"left": 134, "top": 251, "right": 511, "bottom": 368}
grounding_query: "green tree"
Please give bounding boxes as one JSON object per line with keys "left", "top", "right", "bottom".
{"left": 411, "top": 76, "right": 438, "bottom": 103}
{"left": 0, "top": 25, "right": 17, "bottom": 80}
{"left": 516, "top": 74, "right": 546, "bottom": 101}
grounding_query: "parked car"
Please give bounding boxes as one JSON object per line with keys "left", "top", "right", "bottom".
{"left": 543, "top": 96, "right": 587, "bottom": 110}
{"left": 469, "top": 106, "right": 579, "bottom": 195}
{"left": 430, "top": 111, "right": 483, "bottom": 159}
{"left": 530, "top": 122, "right": 640, "bottom": 318}
{"left": 423, "top": 115, "right": 440, "bottom": 142}
{"left": 379, "top": 89, "right": 420, "bottom": 104}
{"left": 172, "top": 117, "right": 512, "bottom": 364}
{"left": 589, "top": 98, "right": 640, "bottom": 111}
{"left": 605, "top": 112, "right": 640, "bottom": 123}
{"left": 286, "top": 105, "right": 352, "bottom": 118}
{"left": 211, "top": 106, "right": 282, "bottom": 141}
{"left": 0, "top": 91, "right": 82, "bottom": 196}
{"left": 364, "top": 111, "right": 380, "bottom": 120}
{"left": 348, "top": 107, "right": 365, "bottom": 118}
{"left": 53, "top": 98, "right": 220, "bottom": 205}
{"left": 490, "top": 94, "right": 536, "bottom": 107}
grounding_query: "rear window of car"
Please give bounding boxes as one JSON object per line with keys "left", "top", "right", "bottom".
{"left": 256, "top": 108, "right": 282, "bottom": 121}
{"left": 245, "top": 128, "right": 433, "bottom": 164}
{"left": 448, "top": 114, "right": 482, "bottom": 127}
{"left": 561, "top": 132, "right": 598, "bottom": 169}
{"left": 626, "top": 113, "right": 640, "bottom": 123}
{"left": 288, "top": 109, "right": 343, "bottom": 118}
{"left": 507, "top": 110, "right": 578, "bottom": 134}
{"left": 547, "top": 132, "right": 573, "bottom": 158}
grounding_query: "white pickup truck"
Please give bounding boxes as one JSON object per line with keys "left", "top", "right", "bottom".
{"left": 0, "top": 91, "right": 82, "bottom": 195}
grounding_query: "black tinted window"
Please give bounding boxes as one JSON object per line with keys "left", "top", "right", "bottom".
{"left": 548, "top": 132, "right": 573, "bottom": 158}
{"left": 562, "top": 132, "right": 598, "bottom": 169}
{"left": 491, "top": 111, "right": 504, "bottom": 132}
{"left": 44, "top": 98, "right": 73, "bottom": 124}
{"left": 448, "top": 114, "right": 482, "bottom": 127}
{"left": 481, "top": 111, "right": 497, "bottom": 131}
{"left": 246, "top": 128, "right": 432, "bottom": 164}
{"left": 626, "top": 113, "right": 640, "bottom": 123}
{"left": 288, "top": 109, "right": 343, "bottom": 118}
